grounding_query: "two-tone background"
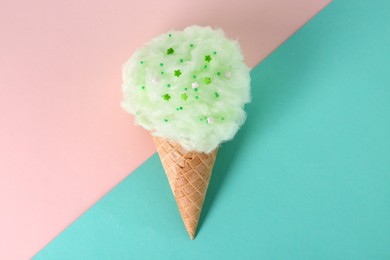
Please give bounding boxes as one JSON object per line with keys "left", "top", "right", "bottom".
{"left": 1, "top": 0, "right": 389, "bottom": 259}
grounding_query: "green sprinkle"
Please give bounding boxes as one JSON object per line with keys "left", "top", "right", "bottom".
{"left": 204, "top": 77, "right": 212, "bottom": 84}
{"left": 166, "top": 84, "right": 171, "bottom": 88}
{"left": 200, "top": 118, "right": 203, "bottom": 121}
{"left": 174, "top": 69, "right": 182, "bottom": 77}
{"left": 167, "top": 48, "right": 174, "bottom": 55}
{"left": 181, "top": 93, "right": 188, "bottom": 101}
{"left": 190, "top": 44, "right": 194, "bottom": 47}
{"left": 194, "top": 88, "right": 198, "bottom": 92}
{"left": 221, "top": 117, "right": 224, "bottom": 120}
{"left": 168, "top": 34, "right": 172, "bottom": 37}
{"left": 164, "top": 118, "right": 168, "bottom": 122}
{"left": 205, "top": 55, "right": 212, "bottom": 62}
{"left": 193, "top": 75, "right": 197, "bottom": 79}
{"left": 141, "top": 86, "right": 145, "bottom": 90}
{"left": 163, "top": 94, "right": 171, "bottom": 101}
{"left": 176, "top": 108, "right": 179, "bottom": 111}
{"left": 184, "top": 87, "right": 188, "bottom": 91}
{"left": 204, "top": 65, "right": 208, "bottom": 69}
{"left": 179, "top": 106, "right": 183, "bottom": 110}
{"left": 213, "top": 51, "right": 217, "bottom": 55}
{"left": 215, "top": 92, "right": 219, "bottom": 98}
{"left": 195, "top": 96, "right": 199, "bottom": 99}
{"left": 179, "top": 59, "right": 183, "bottom": 63}
{"left": 217, "top": 72, "right": 221, "bottom": 76}
{"left": 140, "top": 61, "right": 144, "bottom": 64}
{"left": 160, "top": 63, "right": 164, "bottom": 67}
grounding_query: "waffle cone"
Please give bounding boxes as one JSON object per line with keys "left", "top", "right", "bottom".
{"left": 153, "top": 137, "right": 218, "bottom": 240}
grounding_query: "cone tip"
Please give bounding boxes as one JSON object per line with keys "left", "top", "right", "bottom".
{"left": 187, "top": 227, "right": 196, "bottom": 240}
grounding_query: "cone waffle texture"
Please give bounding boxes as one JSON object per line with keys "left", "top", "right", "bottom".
{"left": 153, "top": 137, "right": 218, "bottom": 239}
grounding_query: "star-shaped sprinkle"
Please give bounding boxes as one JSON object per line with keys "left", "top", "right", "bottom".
{"left": 163, "top": 94, "right": 171, "bottom": 101}
{"left": 192, "top": 82, "right": 199, "bottom": 89}
{"left": 225, "top": 72, "right": 232, "bottom": 78}
{"left": 181, "top": 93, "right": 188, "bottom": 101}
{"left": 204, "top": 77, "right": 212, "bottom": 84}
{"left": 205, "top": 55, "right": 212, "bottom": 62}
{"left": 167, "top": 48, "right": 174, "bottom": 55}
{"left": 207, "top": 117, "right": 215, "bottom": 124}
{"left": 174, "top": 69, "right": 182, "bottom": 77}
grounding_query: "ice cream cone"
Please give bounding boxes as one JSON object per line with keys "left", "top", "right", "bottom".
{"left": 122, "top": 26, "right": 250, "bottom": 239}
{"left": 153, "top": 136, "right": 218, "bottom": 240}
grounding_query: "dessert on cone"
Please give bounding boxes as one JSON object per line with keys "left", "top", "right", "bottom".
{"left": 153, "top": 136, "right": 218, "bottom": 239}
{"left": 121, "top": 26, "right": 250, "bottom": 239}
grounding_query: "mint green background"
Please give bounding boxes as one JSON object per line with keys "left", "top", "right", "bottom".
{"left": 35, "top": 1, "right": 390, "bottom": 259}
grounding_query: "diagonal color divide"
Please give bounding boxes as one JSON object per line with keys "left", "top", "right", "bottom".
{"left": 0, "top": 0, "right": 330, "bottom": 259}
{"left": 35, "top": 0, "right": 390, "bottom": 257}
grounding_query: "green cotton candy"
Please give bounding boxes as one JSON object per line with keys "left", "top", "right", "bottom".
{"left": 121, "top": 25, "right": 251, "bottom": 153}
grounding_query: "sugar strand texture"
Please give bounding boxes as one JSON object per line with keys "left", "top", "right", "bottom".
{"left": 122, "top": 26, "right": 250, "bottom": 153}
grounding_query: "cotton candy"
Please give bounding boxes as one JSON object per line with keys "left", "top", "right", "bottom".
{"left": 122, "top": 25, "right": 250, "bottom": 153}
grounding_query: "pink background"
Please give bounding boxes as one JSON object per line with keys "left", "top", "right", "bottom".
{"left": 0, "top": 0, "right": 330, "bottom": 258}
